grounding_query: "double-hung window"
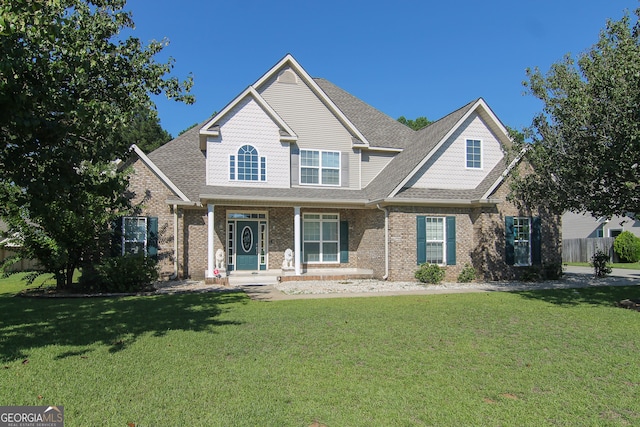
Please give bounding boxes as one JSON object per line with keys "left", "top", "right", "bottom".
{"left": 513, "top": 217, "right": 531, "bottom": 266}
{"left": 417, "top": 216, "right": 456, "bottom": 266}
{"left": 118, "top": 216, "right": 158, "bottom": 259}
{"left": 425, "top": 217, "right": 445, "bottom": 264}
{"left": 505, "top": 216, "right": 541, "bottom": 266}
{"left": 230, "top": 145, "right": 266, "bottom": 181}
{"left": 123, "top": 217, "right": 147, "bottom": 255}
{"left": 300, "top": 150, "right": 340, "bottom": 186}
{"left": 303, "top": 214, "right": 339, "bottom": 263}
{"left": 466, "top": 139, "right": 482, "bottom": 169}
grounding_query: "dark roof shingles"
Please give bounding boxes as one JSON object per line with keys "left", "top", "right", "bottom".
{"left": 144, "top": 74, "right": 505, "bottom": 206}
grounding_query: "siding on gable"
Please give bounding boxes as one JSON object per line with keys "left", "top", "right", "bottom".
{"left": 561, "top": 212, "right": 640, "bottom": 239}
{"left": 206, "top": 97, "right": 290, "bottom": 188}
{"left": 405, "top": 113, "right": 504, "bottom": 190}
{"left": 361, "top": 151, "right": 395, "bottom": 187}
{"left": 258, "top": 68, "right": 361, "bottom": 189}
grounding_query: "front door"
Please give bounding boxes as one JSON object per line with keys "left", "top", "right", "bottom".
{"left": 236, "top": 221, "right": 259, "bottom": 270}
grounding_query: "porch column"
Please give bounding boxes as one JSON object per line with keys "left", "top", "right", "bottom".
{"left": 207, "top": 204, "right": 214, "bottom": 278}
{"left": 294, "top": 206, "right": 301, "bottom": 275}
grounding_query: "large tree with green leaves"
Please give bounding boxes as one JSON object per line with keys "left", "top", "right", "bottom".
{"left": 0, "top": 0, "right": 193, "bottom": 288}
{"left": 510, "top": 8, "right": 640, "bottom": 218}
{"left": 397, "top": 116, "right": 432, "bottom": 131}
{"left": 127, "top": 108, "right": 173, "bottom": 153}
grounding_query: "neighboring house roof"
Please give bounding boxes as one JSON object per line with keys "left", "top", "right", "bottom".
{"left": 135, "top": 56, "right": 514, "bottom": 208}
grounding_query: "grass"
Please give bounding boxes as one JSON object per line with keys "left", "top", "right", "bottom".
{"left": 1, "top": 274, "right": 640, "bottom": 426}
{"left": 565, "top": 261, "right": 640, "bottom": 270}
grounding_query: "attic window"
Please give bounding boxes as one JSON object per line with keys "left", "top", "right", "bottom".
{"left": 277, "top": 69, "right": 297, "bottom": 84}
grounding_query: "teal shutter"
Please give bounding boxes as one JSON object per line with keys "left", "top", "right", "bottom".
{"left": 147, "top": 217, "right": 159, "bottom": 260}
{"left": 531, "top": 216, "right": 541, "bottom": 265}
{"left": 417, "top": 216, "right": 426, "bottom": 264}
{"left": 505, "top": 216, "right": 515, "bottom": 265}
{"left": 446, "top": 216, "right": 456, "bottom": 265}
{"left": 340, "top": 221, "right": 349, "bottom": 263}
{"left": 111, "top": 217, "right": 123, "bottom": 256}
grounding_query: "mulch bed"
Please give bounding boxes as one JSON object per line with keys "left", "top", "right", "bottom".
{"left": 616, "top": 299, "right": 640, "bottom": 311}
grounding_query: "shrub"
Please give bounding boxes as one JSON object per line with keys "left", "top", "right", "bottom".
{"left": 415, "top": 263, "right": 446, "bottom": 284}
{"left": 80, "top": 254, "right": 159, "bottom": 293}
{"left": 613, "top": 231, "right": 640, "bottom": 262}
{"left": 591, "top": 249, "right": 612, "bottom": 278}
{"left": 518, "top": 266, "right": 542, "bottom": 282}
{"left": 457, "top": 264, "right": 476, "bottom": 283}
{"left": 542, "top": 263, "right": 564, "bottom": 280}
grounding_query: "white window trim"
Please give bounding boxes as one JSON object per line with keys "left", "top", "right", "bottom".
{"left": 302, "top": 213, "right": 340, "bottom": 264}
{"left": 608, "top": 228, "right": 623, "bottom": 238}
{"left": 513, "top": 216, "right": 532, "bottom": 266}
{"left": 122, "top": 216, "right": 147, "bottom": 256}
{"left": 425, "top": 216, "right": 447, "bottom": 266}
{"left": 228, "top": 145, "right": 266, "bottom": 182}
{"left": 299, "top": 149, "right": 341, "bottom": 186}
{"left": 465, "top": 139, "right": 483, "bottom": 170}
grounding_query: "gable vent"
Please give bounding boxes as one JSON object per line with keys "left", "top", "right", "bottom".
{"left": 277, "top": 69, "right": 298, "bottom": 84}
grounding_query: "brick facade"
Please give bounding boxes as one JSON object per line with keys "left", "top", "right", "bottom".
{"left": 129, "top": 159, "right": 561, "bottom": 283}
{"left": 127, "top": 159, "right": 177, "bottom": 279}
{"left": 387, "top": 177, "right": 561, "bottom": 282}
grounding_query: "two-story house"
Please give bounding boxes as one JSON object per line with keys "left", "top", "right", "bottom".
{"left": 125, "top": 54, "right": 561, "bottom": 283}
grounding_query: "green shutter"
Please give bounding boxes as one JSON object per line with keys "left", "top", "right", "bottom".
{"left": 340, "top": 221, "right": 349, "bottom": 263}
{"left": 147, "top": 217, "right": 159, "bottom": 260}
{"left": 446, "top": 216, "right": 456, "bottom": 265}
{"left": 505, "top": 216, "right": 515, "bottom": 265}
{"left": 417, "top": 216, "right": 426, "bottom": 264}
{"left": 111, "top": 217, "right": 123, "bottom": 257}
{"left": 531, "top": 216, "right": 542, "bottom": 265}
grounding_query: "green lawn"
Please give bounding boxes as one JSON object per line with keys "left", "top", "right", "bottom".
{"left": 1, "top": 274, "right": 640, "bottom": 426}
{"left": 565, "top": 261, "right": 640, "bottom": 270}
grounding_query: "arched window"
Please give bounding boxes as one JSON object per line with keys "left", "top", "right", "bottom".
{"left": 229, "top": 145, "right": 266, "bottom": 181}
{"left": 237, "top": 145, "right": 258, "bottom": 181}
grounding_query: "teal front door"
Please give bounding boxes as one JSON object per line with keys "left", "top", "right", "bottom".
{"left": 236, "top": 221, "right": 259, "bottom": 270}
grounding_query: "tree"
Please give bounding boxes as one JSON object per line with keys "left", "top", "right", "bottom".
{"left": 127, "top": 108, "right": 173, "bottom": 153}
{"left": 397, "top": 116, "right": 432, "bottom": 131}
{"left": 510, "top": 8, "right": 640, "bottom": 218}
{"left": 0, "top": 0, "right": 194, "bottom": 288}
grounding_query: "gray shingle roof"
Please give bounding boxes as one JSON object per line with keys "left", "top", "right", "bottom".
{"left": 393, "top": 157, "right": 508, "bottom": 201}
{"left": 313, "top": 78, "right": 415, "bottom": 149}
{"left": 146, "top": 119, "right": 209, "bottom": 202}
{"left": 365, "top": 99, "right": 478, "bottom": 201}
{"left": 141, "top": 72, "right": 507, "bottom": 207}
{"left": 199, "top": 185, "right": 369, "bottom": 205}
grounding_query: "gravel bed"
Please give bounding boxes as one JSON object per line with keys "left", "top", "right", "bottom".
{"left": 274, "top": 273, "right": 639, "bottom": 295}
{"left": 153, "top": 273, "right": 638, "bottom": 296}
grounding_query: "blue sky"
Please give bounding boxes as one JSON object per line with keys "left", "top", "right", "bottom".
{"left": 126, "top": 0, "right": 638, "bottom": 138}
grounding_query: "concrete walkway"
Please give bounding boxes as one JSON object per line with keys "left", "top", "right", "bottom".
{"left": 240, "top": 266, "right": 640, "bottom": 301}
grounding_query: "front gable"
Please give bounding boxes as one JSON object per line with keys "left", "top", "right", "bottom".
{"left": 388, "top": 99, "right": 511, "bottom": 199}
{"left": 405, "top": 112, "right": 505, "bottom": 190}
{"left": 256, "top": 63, "right": 363, "bottom": 189}
{"left": 204, "top": 93, "right": 293, "bottom": 189}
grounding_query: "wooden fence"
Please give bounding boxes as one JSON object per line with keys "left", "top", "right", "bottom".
{"left": 0, "top": 247, "right": 41, "bottom": 272}
{"left": 562, "top": 237, "right": 617, "bottom": 263}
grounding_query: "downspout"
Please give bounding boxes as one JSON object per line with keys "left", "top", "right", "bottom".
{"left": 170, "top": 204, "right": 178, "bottom": 280}
{"left": 376, "top": 204, "right": 389, "bottom": 280}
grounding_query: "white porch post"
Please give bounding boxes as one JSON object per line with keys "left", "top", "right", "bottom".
{"left": 207, "top": 204, "right": 214, "bottom": 278}
{"left": 294, "top": 206, "right": 301, "bottom": 276}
